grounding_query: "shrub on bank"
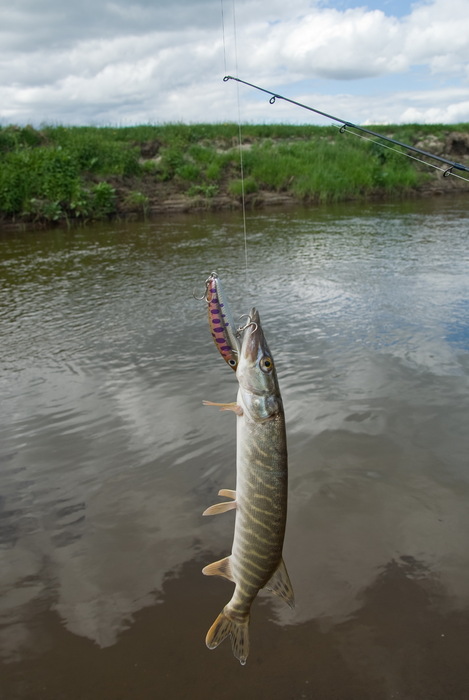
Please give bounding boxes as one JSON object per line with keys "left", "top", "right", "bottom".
{"left": 0, "top": 122, "right": 465, "bottom": 225}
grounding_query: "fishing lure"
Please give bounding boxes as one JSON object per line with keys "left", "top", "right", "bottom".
{"left": 202, "top": 272, "right": 240, "bottom": 371}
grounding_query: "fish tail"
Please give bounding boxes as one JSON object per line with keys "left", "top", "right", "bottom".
{"left": 205, "top": 607, "right": 250, "bottom": 665}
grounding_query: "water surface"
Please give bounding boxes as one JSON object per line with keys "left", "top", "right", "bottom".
{"left": 1, "top": 197, "right": 469, "bottom": 699}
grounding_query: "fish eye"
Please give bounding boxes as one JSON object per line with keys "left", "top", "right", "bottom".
{"left": 228, "top": 358, "right": 237, "bottom": 367}
{"left": 260, "top": 356, "right": 274, "bottom": 373}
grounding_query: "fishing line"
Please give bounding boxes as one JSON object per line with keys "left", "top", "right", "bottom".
{"left": 223, "top": 75, "right": 469, "bottom": 183}
{"left": 231, "top": 2, "right": 249, "bottom": 283}
{"left": 219, "top": 0, "right": 227, "bottom": 76}
{"left": 220, "top": 0, "right": 249, "bottom": 284}
{"left": 235, "top": 93, "right": 249, "bottom": 284}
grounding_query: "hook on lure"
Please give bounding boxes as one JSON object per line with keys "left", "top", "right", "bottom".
{"left": 193, "top": 273, "right": 215, "bottom": 302}
{"left": 237, "top": 314, "right": 258, "bottom": 333}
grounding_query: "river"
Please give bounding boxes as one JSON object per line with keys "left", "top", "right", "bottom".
{"left": 1, "top": 196, "right": 469, "bottom": 699}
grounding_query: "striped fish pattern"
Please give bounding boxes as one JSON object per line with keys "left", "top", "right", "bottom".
{"left": 202, "top": 307, "right": 293, "bottom": 665}
{"left": 205, "top": 272, "right": 239, "bottom": 371}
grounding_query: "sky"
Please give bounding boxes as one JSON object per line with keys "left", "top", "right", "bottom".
{"left": 1, "top": 0, "right": 469, "bottom": 126}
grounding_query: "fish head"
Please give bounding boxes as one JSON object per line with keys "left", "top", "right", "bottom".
{"left": 236, "top": 308, "right": 282, "bottom": 420}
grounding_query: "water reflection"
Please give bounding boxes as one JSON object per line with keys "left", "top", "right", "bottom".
{"left": 1, "top": 199, "right": 469, "bottom": 697}
{"left": 3, "top": 553, "right": 469, "bottom": 699}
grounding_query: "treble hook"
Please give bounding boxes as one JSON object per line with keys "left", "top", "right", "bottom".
{"left": 193, "top": 272, "right": 218, "bottom": 302}
{"left": 237, "top": 314, "right": 258, "bottom": 334}
{"left": 192, "top": 280, "right": 209, "bottom": 301}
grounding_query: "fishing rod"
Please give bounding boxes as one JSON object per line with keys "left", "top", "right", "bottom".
{"left": 223, "top": 75, "right": 469, "bottom": 178}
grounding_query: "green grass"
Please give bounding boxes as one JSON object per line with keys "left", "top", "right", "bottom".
{"left": 239, "top": 137, "right": 421, "bottom": 202}
{"left": 0, "top": 121, "right": 466, "bottom": 224}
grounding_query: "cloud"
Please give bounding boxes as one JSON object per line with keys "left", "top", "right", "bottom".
{"left": 1, "top": 0, "right": 469, "bottom": 125}
{"left": 0, "top": 0, "right": 223, "bottom": 51}
{"left": 260, "top": 9, "right": 405, "bottom": 80}
{"left": 401, "top": 100, "right": 469, "bottom": 124}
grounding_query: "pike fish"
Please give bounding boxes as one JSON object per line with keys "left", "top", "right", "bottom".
{"left": 202, "top": 308, "right": 293, "bottom": 665}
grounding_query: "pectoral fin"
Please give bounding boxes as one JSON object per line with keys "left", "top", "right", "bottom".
{"left": 264, "top": 558, "right": 295, "bottom": 608}
{"left": 202, "top": 555, "right": 234, "bottom": 582}
{"left": 202, "top": 401, "right": 243, "bottom": 416}
{"left": 203, "top": 501, "right": 237, "bottom": 516}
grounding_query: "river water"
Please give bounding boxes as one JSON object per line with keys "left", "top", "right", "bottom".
{"left": 1, "top": 196, "right": 469, "bottom": 699}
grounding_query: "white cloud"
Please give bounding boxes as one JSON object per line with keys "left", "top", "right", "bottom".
{"left": 1, "top": 0, "right": 469, "bottom": 125}
{"left": 266, "top": 9, "right": 405, "bottom": 80}
{"left": 401, "top": 100, "right": 469, "bottom": 124}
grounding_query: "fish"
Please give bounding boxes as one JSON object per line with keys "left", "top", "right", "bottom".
{"left": 204, "top": 272, "right": 240, "bottom": 371}
{"left": 202, "top": 307, "right": 293, "bottom": 665}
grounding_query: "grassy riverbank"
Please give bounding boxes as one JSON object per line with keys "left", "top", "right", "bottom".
{"left": 1, "top": 122, "right": 468, "bottom": 227}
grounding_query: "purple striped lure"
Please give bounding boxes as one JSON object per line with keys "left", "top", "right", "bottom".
{"left": 203, "top": 272, "right": 240, "bottom": 371}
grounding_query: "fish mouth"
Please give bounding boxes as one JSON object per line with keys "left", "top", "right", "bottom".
{"left": 240, "top": 308, "right": 263, "bottom": 362}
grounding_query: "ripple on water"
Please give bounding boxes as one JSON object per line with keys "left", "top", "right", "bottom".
{"left": 1, "top": 205, "right": 469, "bottom": 684}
